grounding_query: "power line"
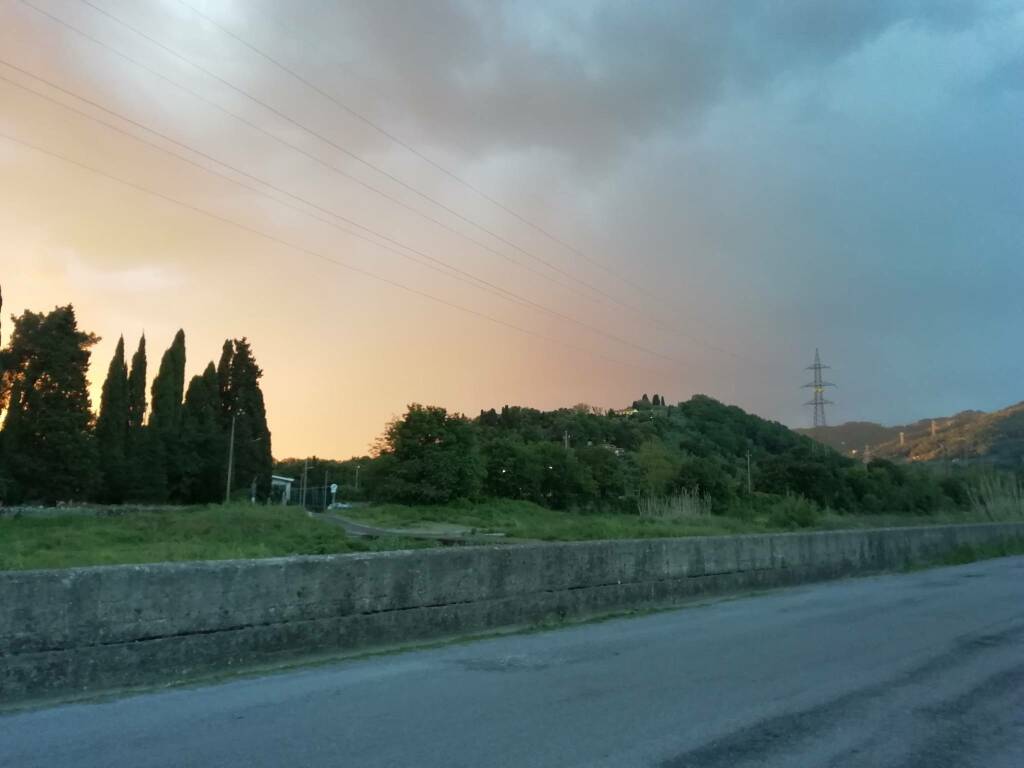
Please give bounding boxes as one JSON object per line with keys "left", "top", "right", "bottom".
{"left": 76, "top": 0, "right": 633, "bottom": 310}
{"left": 18, "top": 0, "right": 610, "bottom": 313}
{"left": 0, "top": 63, "right": 529, "bottom": 304}
{"left": 0, "top": 63, "right": 696, "bottom": 368}
{"left": 0, "top": 129, "right": 678, "bottom": 379}
{"left": 66, "top": 0, "right": 748, "bottom": 364}
{"left": 0, "top": 67, "right": 522, "bottom": 305}
{"left": 175, "top": 0, "right": 674, "bottom": 309}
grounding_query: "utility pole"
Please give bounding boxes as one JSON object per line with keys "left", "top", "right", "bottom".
{"left": 354, "top": 464, "right": 361, "bottom": 492}
{"left": 301, "top": 459, "right": 309, "bottom": 511}
{"left": 746, "top": 450, "right": 752, "bottom": 495}
{"left": 323, "top": 469, "right": 329, "bottom": 512}
{"left": 802, "top": 349, "right": 836, "bottom": 428}
{"left": 224, "top": 414, "right": 236, "bottom": 504}
{"left": 563, "top": 430, "right": 570, "bottom": 450}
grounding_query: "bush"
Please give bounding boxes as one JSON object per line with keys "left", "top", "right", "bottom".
{"left": 673, "top": 457, "right": 735, "bottom": 512}
{"left": 938, "top": 476, "right": 970, "bottom": 508}
{"left": 767, "top": 494, "right": 822, "bottom": 529}
{"left": 967, "top": 473, "right": 1024, "bottom": 520}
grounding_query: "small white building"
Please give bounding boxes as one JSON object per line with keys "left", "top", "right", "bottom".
{"left": 271, "top": 475, "right": 296, "bottom": 505}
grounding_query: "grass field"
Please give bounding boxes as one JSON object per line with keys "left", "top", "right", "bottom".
{"left": 345, "top": 499, "right": 759, "bottom": 540}
{"left": 0, "top": 504, "right": 427, "bottom": 571}
{"left": 2, "top": 497, "right": 1015, "bottom": 572}
{"left": 340, "top": 499, "right": 998, "bottom": 542}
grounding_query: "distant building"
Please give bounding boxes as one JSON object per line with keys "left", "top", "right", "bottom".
{"left": 271, "top": 475, "right": 296, "bottom": 505}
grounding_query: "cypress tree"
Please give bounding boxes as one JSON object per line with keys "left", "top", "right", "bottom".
{"left": 95, "top": 336, "right": 129, "bottom": 502}
{"left": 0, "top": 305, "right": 98, "bottom": 503}
{"left": 150, "top": 330, "right": 186, "bottom": 433}
{"left": 179, "top": 362, "right": 226, "bottom": 504}
{"left": 216, "top": 339, "right": 233, "bottom": 423}
{"left": 123, "top": 334, "right": 167, "bottom": 502}
{"left": 221, "top": 338, "right": 273, "bottom": 500}
{"left": 127, "top": 335, "right": 147, "bottom": 431}
{"left": 150, "top": 330, "right": 186, "bottom": 500}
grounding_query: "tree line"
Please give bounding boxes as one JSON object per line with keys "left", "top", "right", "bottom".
{"left": 296, "top": 395, "right": 982, "bottom": 525}
{"left": 0, "top": 288, "right": 272, "bottom": 505}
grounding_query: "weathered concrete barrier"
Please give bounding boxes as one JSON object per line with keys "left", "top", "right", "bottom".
{"left": 3, "top": 522, "right": 1023, "bottom": 706}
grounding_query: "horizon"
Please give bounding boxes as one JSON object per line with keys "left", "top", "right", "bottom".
{"left": 3, "top": 0, "right": 1022, "bottom": 459}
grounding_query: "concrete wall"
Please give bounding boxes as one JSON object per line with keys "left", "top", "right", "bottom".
{"left": 3, "top": 523, "right": 1023, "bottom": 706}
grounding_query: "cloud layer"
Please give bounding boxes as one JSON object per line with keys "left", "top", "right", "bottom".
{"left": 2, "top": 0, "right": 1022, "bottom": 455}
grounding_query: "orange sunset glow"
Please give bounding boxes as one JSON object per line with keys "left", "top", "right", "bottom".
{"left": 3, "top": 0, "right": 1021, "bottom": 460}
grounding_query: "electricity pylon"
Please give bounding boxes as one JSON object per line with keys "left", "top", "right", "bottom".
{"left": 803, "top": 349, "right": 836, "bottom": 428}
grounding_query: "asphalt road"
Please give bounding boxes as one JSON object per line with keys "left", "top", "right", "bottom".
{"left": 4, "top": 557, "right": 1024, "bottom": 768}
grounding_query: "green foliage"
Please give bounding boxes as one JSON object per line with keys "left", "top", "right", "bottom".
{"left": 347, "top": 393, "right": 976, "bottom": 520}
{"left": 634, "top": 439, "right": 681, "bottom": 495}
{"left": 220, "top": 338, "right": 274, "bottom": 499}
{"left": 126, "top": 334, "right": 147, "bottom": 431}
{"left": 673, "top": 456, "right": 735, "bottom": 512}
{"left": 149, "top": 330, "right": 186, "bottom": 499}
{"left": 149, "top": 330, "right": 186, "bottom": 434}
{"left": 122, "top": 335, "right": 156, "bottom": 502}
{"left": 216, "top": 339, "right": 233, "bottom": 420}
{"left": 0, "top": 305, "right": 98, "bottom": 504}
{"left": 765, "top": 494, "right": 822, "bottom": 529}
{"left": 967, "top": 472, "right": 1024, "bottom": 520}
{"left": 179, "top": 364, "right": 226, "bottom": 504}
{"left": 576, "top": 444, "right": 626, "bottom": 503}
{"left": 376, "top": 404, "right": 484, "bottom": 504}
{"left": 95, "top": 337, "right": 129, "bottom": 503}
{"left": 528, "top": 441, "right": 596, "bottom": 509}
{"left": 0, "top": 295, "right": 273, "bottom": 506}
{"left": 346, "top": 499, "right": 754, "bottom": 542}
{"left": 0, "top": 504, "right": 423, "bottom": 571}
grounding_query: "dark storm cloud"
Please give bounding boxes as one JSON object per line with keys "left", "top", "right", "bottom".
{"left": 300, "top": 0, "right": 1008, "bottom": 170}
{"left": 108, "top": 0, "right": 1024, "bottom": 425}
{"left": 277, "top": 0, "right": 1022, "bottom": 425}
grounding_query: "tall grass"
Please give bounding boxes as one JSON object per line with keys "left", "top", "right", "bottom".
{"left": 0, "top": 504, "right": 425, "bottom": 571}
{"left": 637, "top": 489, "right": 712, "bottom": 519}
{"left": 967, "top": 474, "right": 1024, "bottom": 521}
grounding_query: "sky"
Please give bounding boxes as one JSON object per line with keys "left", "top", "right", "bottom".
{"left": 1, "top": 0, "right": 1022, "bottom": 459}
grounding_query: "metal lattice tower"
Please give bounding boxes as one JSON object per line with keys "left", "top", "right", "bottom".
{"left": 802, "top": 348, "right": 836, "bottom": 427}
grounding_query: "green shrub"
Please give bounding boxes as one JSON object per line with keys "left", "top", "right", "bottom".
{"left": 767, "top": 494, "right": 822, "bottom": 529}
{"left": 967, "top": 473, "right": 1024, "bottom": 520}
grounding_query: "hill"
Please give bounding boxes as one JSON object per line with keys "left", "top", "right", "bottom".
{"left": 798, "top": 422, "right": 903, "bottom": 455}
{"left": 281, "top": 395, "right": 973, "bottom": 521}
{"left": 799, "top": 402, "right": 1024, "bottom": 468}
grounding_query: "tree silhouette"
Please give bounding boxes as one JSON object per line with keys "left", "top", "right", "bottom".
{"left": 0, "top": 305, "right": 98, "bottom": 503}
{"left": 96, "top": 337, "right": 129, "bottom": 502}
